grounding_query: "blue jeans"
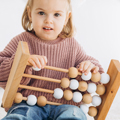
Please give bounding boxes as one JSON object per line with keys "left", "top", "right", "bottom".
{"left": 2, "top": 101, "right": 87, "bottom": 120}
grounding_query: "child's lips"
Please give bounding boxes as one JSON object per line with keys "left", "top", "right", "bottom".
{"left": 43, "top": 27, "right": 53, "bottom": 31}
{"left": 43, "top": 26, "right": 53, "bottom": 30}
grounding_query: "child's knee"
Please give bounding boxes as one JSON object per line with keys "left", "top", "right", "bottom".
{"left": 51, "top": 105, "right": 87, "bottom": 120}
{"left": 2, "top": 105, "right": 37, "bottom": 120}
{"left": 8, "top": 106, "right": 30, "bottom": 117}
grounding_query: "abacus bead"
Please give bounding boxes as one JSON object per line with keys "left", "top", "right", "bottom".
{"left": 27, "top": 95, "right": 37, "bottom": 106}
{"left": 92, "top": 95, "right": 102, "bottom": 106}
{"left": 53, "top": 88, "right": 63, "bottom": 99}
{"left": 68, "top": 67, "right": 78, "bottom": 78}
{"left": 69, "top": 79, "right": 79, "bottom": 90}
{"left": 64, "top": 90, "right": 73, "bottom": 101}
{"left": 14, "top": 93, "right": 23, "bottom": 103}
{"left": 82, "top": 94, "right": 92, "bottom": 104}
{"left": 37, "top": 96, "right": 47, "bottom": 107}
{"left": 91, "top": 72, "right": 101, "bottom": 82}
{"left": 61, "top": 78, "right": 70, "bottom": 88}
{"left": 81, "top": 72, "right": 92, "bottom": 81}
{"left": 87, "top": 83, "right": 97, "bottom": 93}
{"left": 88, "top": 106, "right": 97, "bottom": 117}
{"left": 80, "top": 104, "right": 89, "bottom": 114}
{"left": 32, "top": 67, "right": 41, "bottom": 71}
{"left": 73, "top": 92, "right": 82, "bottom": 103}
{"left": 100, "top": 73, "right": 110, "bottom": 84}
{"left": 96, "top": 84, "right": 105, "bottom": 95}
{"left": 78, "top": 81, "right": 88, "bottom": 92}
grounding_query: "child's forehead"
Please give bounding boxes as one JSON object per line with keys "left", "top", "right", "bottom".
{"left": 33, "top": 0, "right": 68, "bottom": 12}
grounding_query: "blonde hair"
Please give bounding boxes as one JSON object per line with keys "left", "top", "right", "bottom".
{"left": 22, "top": 0, "right": 76, "bottom": 38}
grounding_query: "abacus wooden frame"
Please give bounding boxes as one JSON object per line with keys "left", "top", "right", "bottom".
{"left": 1, "top": 41, "right": 120, "bottom": 120}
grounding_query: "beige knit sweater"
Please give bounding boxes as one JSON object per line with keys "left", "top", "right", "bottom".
{"left": 0, "top": 31, "right": 104, "bottom": 106}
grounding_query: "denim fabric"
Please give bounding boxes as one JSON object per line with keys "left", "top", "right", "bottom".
{"left": 2, "top": 101, "right": 87, "bottom": 120}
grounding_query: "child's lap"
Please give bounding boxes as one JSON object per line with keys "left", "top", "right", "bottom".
{"left": 2, "top": 101, "right": 87, "bottom": 120}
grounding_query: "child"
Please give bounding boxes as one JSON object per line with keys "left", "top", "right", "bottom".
{"left": 0, "top": 0, "right": 104, "bottom": 120}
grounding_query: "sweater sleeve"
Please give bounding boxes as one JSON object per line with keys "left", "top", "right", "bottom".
{"left": 74, "top": 41, "right": 104, "bottom": 74}
{"left": 0, "top": 36, "right": 32, "bottom": 89}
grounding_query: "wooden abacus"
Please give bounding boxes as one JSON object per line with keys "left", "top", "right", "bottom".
{"left": 1, "top": 41, "right": 120, "bottom": 120}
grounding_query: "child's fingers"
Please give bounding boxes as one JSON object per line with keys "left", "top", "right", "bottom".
{"left": 79, "top": 62, "right": 85, "bottom": 72}
{"left": 42, "top": 56, "right": 47, "bottom": 64}
{"left": 32, "top": 57, "right": 41, "bottom": 69}
{"left": 84, "top": 63, "right": 94, "bottom": 75}
{"left": 38, "top": 56, "right": 45, "bottom": 68}
{"left": 82, "top": 61, "right": 91, "bottom": 72}
{"left": 28, "top": 58, "right": 37, "bottom": 68}
{"left": 92, "top": 66, "right": 99, "bottom": 73}
{"left": 41, "top": 56, "right": 47, "bottom": 66}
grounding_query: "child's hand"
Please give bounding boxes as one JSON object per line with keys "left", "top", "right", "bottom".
{"left": 28, "top": 55, "right": 47, "bottom": 69}
{"left": 78, "top": 61, "right": 99, "bottom": 75}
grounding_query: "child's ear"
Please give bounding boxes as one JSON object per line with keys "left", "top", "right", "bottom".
{"left": 64, "top": 11, "right": 71, "bottom": 26}
{"left": 27, "top": 6, "right": 32, "bottom": 22}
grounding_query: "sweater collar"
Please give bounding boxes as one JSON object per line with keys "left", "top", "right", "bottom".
{"left": 26, "top": 31, "right": 64, "bottom": 44}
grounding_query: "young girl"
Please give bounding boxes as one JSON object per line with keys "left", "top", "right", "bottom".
{"left": 0, "top": 0, "right": 104, "bottom": 120}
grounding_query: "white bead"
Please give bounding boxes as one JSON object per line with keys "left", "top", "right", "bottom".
{"left": 81, "top": 72, "right": 92, "bottom": 81}
{"left": 27, "top": 95, "right": 37, "bottom": 106}
{"left": 87, "top": 83, "right": 97, "bottom": 93}
{"left": 80, "top": 104, "right": 89, "bottom": 114}
{"left": 92, "top": 95, "right": 102, "bottom": 106}
{"left": 32, "top": 67, "right": 41, "bottom": 71}
{"left": 73, "top": 92, "right": 82, "bottom": 103}
{"left": 53, "top": 88, "right": 63, "bottom": 99}
{"left": 100, "top": 73, "right": 110, "bottom": 84}
{"left": 69, "top": 79, "right": 79, "bottom": 90}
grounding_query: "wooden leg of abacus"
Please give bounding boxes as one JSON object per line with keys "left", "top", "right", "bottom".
{"left": 94, "top": 60, "right": 120, "bottom": 120}
{"left": 2, "top": 41, "right": 30, "bottom": 108}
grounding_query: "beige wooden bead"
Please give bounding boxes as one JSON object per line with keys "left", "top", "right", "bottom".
{"left": 61, "top": 78, "right": 70, "bottom": 88}
{"left": 96, "top": 84, "right": 105, "bottom": 95}
{"left": 68, "top": 67, "right": 78, "bottom": 78}
{"left": 37, "top": 96, "right": 47, "bottom": 107}
{"left": 82, "top": 94, "right": 92, "bottom": 104}
{"left": 88, "top": 106, "right": 97, "bottom": 117}
{"left": 78, "top": 81, "right": 88, "bottom": 92}
{"left": 64, "top": 90, "right": 73, "bottom": 101}
{"left": 91, "top": 72, "right": 101, "bottom": 82}
{"left": 14, "top": 93, "right": 23, "bottom": 103}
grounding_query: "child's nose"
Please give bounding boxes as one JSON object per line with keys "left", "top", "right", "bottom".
{"left": 44, "top": 16, "right": 53, "bottom": 24}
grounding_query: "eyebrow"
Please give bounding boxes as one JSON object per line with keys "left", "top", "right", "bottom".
{"left": 36, "top": 8, "right": 64, "bottom": 13}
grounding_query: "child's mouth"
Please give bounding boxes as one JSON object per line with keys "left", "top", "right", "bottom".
{"left": 43, "top": 27, "right": 53, "bottom": 31}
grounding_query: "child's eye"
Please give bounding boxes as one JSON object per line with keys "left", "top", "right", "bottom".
{"left": 54, "top": 13, "right": 60, "bottom": 17}
{"left": 39, "top": 12, "right": 45, "bottom": 15}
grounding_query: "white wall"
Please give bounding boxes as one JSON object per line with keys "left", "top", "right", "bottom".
{"left": 0, "top": 0, "right": 120, "bottom": 119}
{"left": 72, "top": 0, "right": 120, "bottom": 72}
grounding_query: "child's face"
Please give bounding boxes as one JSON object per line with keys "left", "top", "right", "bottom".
{"left": 27, "top": 0, "right": 71, "bottom": 41}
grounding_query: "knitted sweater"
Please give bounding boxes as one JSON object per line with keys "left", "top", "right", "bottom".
{"left": 0, "top": 31, "right": 104, "bottom": 106}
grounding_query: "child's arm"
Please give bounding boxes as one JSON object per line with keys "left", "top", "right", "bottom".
{"left": 74, "top": 43, "right": 104, "bottom": 74}
{"left": 0, "top": 38, "right": 32, "bottom": 89}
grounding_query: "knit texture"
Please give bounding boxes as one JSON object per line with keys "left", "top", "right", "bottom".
{"left": 0, "top": 31, "right": 104, "bottom": 106}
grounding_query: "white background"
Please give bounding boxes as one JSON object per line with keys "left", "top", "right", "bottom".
{"left": 0, "top": 0, "right": 120, "bottom": 119}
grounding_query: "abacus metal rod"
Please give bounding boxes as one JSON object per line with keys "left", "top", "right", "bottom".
{"left": 19, "top": 85, "right": 54, "bottom": 94}
{"left": 23, "top": 74, "right": 61, "bottom": 83}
